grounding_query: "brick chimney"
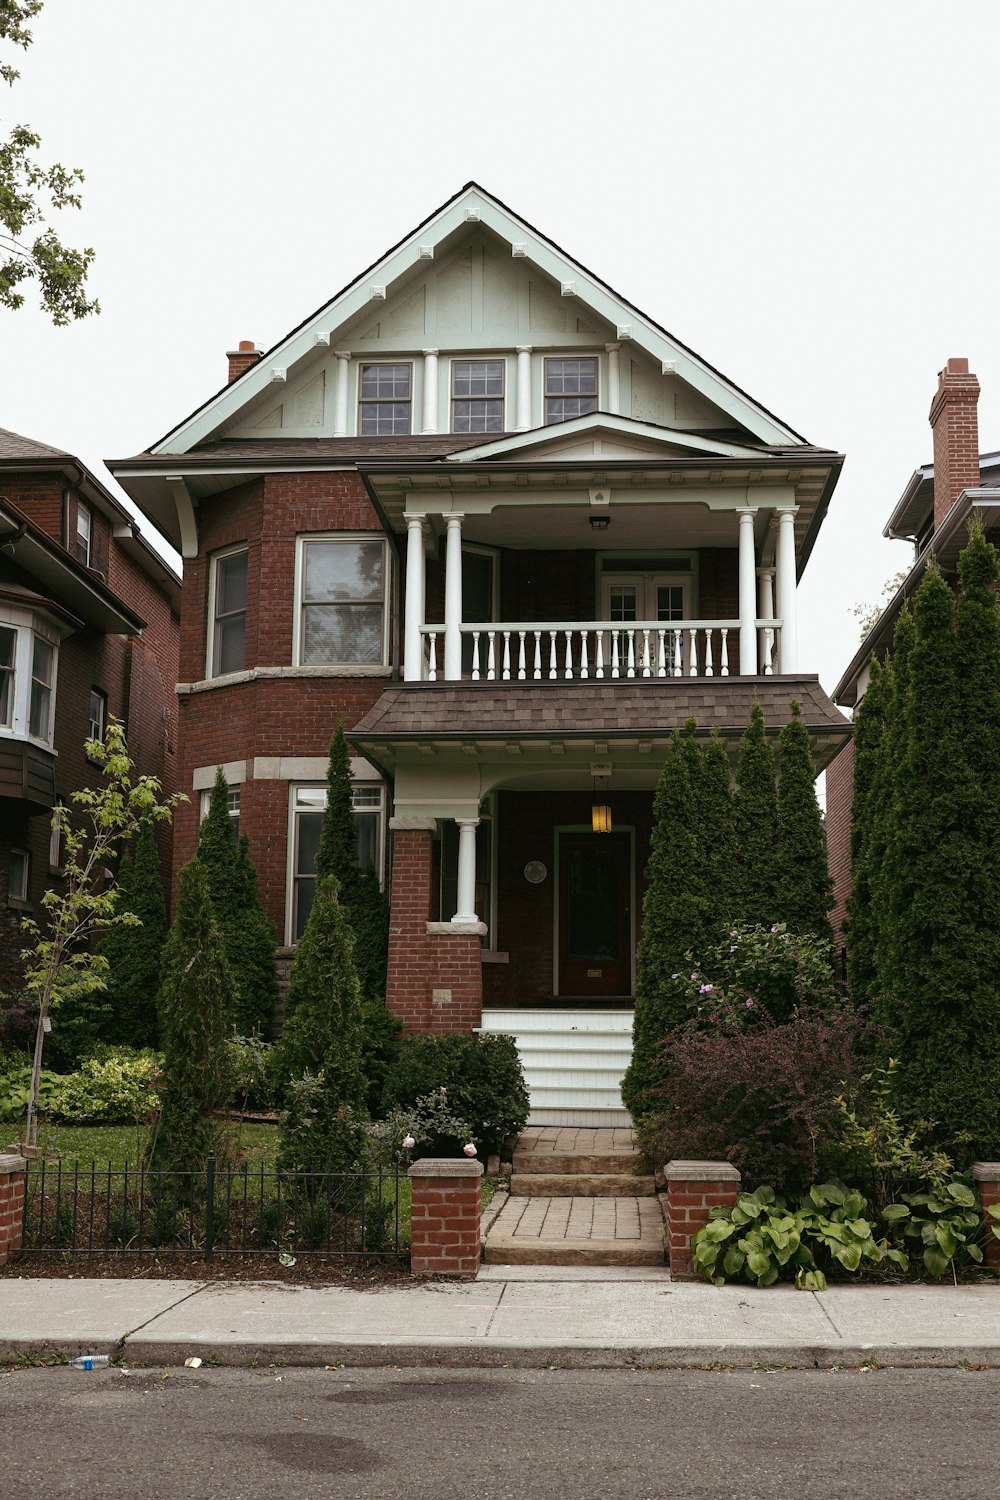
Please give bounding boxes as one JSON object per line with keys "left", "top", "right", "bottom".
{"left": 226, "top": 340, "right": 262, "bottom": 384}
{"left": 928, "top": 357, "right": 981, "bottom": 530}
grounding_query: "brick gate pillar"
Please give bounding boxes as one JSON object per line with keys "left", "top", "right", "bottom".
{"left": 972, "top": 1163, "right": 1000, "bottom": 1270}
{"left": 0, "top": 1150, "right": 27, "bottom": 1266}
{"left": 408, "top": 1157, "right": 483, "bottom": 1278}
{"left": 386, "top": 818, "right": 435, "bottom": 1032}
{"left": 665, "top": 1160, "right": 741, "bottom": 1280}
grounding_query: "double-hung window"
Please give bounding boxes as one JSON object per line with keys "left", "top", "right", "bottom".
{"left": 0, "top": 626, "right": 15, "bottom": 728}
{"left": 451, "top": 360, "right": 504, "bottom": 433}
{"left": 209, "top": 546, "right": 248, "bottom": 677}
{"left": 296, "top": 536, "right": 388, "bottom": 666}
{"left": 88, "top": 688, "right": 107, "bottom": 747}
{"left": 0, "top": 612, "right": 59, "bottom": 747}
{"left": 544, "top": 356, "right": 598, "bottom": 424}
{"left": 75, "top": 504, "right": 93, "bottom": 566}
{"left": 29, "top": 637, "right": 54, "bottom": 741}
{"left": 289, "top": 783, "right": 385, "bottom": 941}
{"left": 199, "top": 786, "right": 240, "bottom": 842}
{"left": 359, "top": 363, "right": 412, "bottom": 435}
{"left": 8, "top": 848, "right": 29, "bottom": 903}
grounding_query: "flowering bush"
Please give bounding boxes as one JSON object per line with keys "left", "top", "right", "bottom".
{"left": 52, "top": 1047, "right": 162, "bottom": 1124}
{"left": 673, "top": 923, "right": 841, "bottom": 1029}
{"left": 383, "top": 1033, "right": 528, "bottom": 1155}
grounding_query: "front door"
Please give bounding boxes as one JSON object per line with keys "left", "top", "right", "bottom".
{"left": 557, "top": 831, "right": 632, "bottom": 997}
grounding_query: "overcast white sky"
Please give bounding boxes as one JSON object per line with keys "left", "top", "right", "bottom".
{"left": 3, "top": 0, "right": 999, "bottom": 703}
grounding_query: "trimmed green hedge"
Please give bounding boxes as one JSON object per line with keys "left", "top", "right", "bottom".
{"left": 382, "top": 1033, "right": 529, "bottom": 1156}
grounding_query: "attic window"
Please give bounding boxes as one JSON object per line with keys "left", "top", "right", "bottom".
{"left": 359, "top": 363, "right": 412, "bottom": 436}
{"left": 451, "top": 360, "right": 504, "bottom": 433}
{"left": 545, "top": 357, "right": 598, "bottom": 424}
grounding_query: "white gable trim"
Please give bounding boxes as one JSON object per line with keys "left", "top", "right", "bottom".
{"left": 445, "top": 413, "right": 763, "bottom": 463}
{"left": 153, "top": 186, "right": 803, "bottom": 455}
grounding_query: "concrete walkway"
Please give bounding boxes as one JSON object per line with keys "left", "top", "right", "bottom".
{"left": 485, "top": 1195, "right": 665, "bottom": 1265}
{"left": 2, "top": 1274, "right": 999, "bottom": 1369}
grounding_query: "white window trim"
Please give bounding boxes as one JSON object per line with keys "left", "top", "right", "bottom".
{"left": 76, "top": 502, "right": 93, "bottom": 567}
{"left": 0, "top": 606, "right": 61, "bottom": 751}
{"left": 284, "top": 778, "right": 386, "bottom": 945}
{"left": 87, "top": 687, "right": 108, "bottom": 755}
{"left": 449, "top": 357, "right": 506, "bottom": 435}
{"left": 292, "top": 532, "right": 391, "bottom": 670}
{"left": 205, "top": 542, "right": 249, "bottom": 680}
{"left": 543, "top": 353, "right": 601, "bottom": 426}
{"left": 357, "top": 360, "right": 414, "bottom": 437}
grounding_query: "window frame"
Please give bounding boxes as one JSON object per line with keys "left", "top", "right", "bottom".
{"left": 87, "top": 687, "right": 108, "bottom": 751}
{"left": 0, "top": 622, "right": 16, "bottom": 730}
{"left": 0, "top": 609, "right": 60, "bottom": 749}
{"left": 75, "top": 502, "right": 93, "bottom": 567}
{"left": 206, "top": 543, "right": 249, "bottom": 680}
{"left": 543, "top": 355, "right": 600, "bottom": 425}
{"left": 358, "top": 361, "right": 413, "bottom": 437}
{"left": 8, "top": 847, "right": 29, "bottom": 904}
{"left": 285, "top": 780, "right": 386, "bottom": 944}
{"left": 292, "top": 533, "right": 390, "bottom": 669}
{"left": 198, "top": 786, "right": 241, "bottom": 841}
{"left": 450, "top": 358, "right": 506, "bottom": 434}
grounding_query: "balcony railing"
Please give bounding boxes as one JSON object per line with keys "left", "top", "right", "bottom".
{"left": 419, "top": 619, "right": 782, "bottom": 682}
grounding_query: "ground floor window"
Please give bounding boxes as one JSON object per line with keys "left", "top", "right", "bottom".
{"left": 198, "top": 786, "right": 240, "bottom": 841}
{"left": 288, "top": 782, "right": 386, "bottom": 942}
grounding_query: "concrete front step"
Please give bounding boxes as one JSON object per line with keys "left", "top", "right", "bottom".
{"left": 483, "top": 1193, "right": 666, "bottom": 1267}
{"left": 484, "top": 1237, "right": 665, "bottom": 1267}
{"left": 513, "top": 1150, "right": 642, "bottom": 1175}
{"left": 512, "top": 1172, "right": 656, "bottom": 1198}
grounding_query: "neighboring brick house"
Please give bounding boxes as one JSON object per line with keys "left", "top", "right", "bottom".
{"left": 0, "top": 428, "right": 180, "bottom": 994}
{"left": 827, "top": 358, "right": 1000, "bottom": 948}
{"left": 110, "top": 182, "right": 849, "bottom": 1124}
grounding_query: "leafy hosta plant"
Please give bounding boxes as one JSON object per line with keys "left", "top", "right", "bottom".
{"left": 883, "top": 1179, "right": 987, "bottom": 1278}
{"left": 693, "top": 1182, "right": 907, "bottom": 1290}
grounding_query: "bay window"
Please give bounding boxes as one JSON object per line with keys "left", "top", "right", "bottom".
{"left": 208, "top": 545, "right": 248, "bottom": 678}
{"left": 295, "top": 535, "right": 388, "bottom": 667}
{"left": 0, "top": 608, "right": 60, "bottom": 749}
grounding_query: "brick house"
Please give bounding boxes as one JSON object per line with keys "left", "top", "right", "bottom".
{"left": 110, "top": 183, "right": 849, "bottom": 1124}
{"left": 0, "top": 428, "right": 180, "bottom": 994}
{"left": 827, "top": 357, "right": 1000, "bottom": 948}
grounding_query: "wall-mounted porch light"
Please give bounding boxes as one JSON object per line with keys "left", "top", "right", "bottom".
{"left": 591, "top": 770, "right": 612, "bottom": 833}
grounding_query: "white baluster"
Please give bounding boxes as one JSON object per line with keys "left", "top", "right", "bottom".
{"left": 704, "top": 629, "right": 714, "bottom": 677}
{"left": 641, "top": 628, "right": 651, "bottom": 678}
{"left": 564, "top": 630, "right": 573, "bottom": 679}
{"left": 502, "top": 631, "right": 512, "bottom": 681}
{"left": 720, "top": 628, "right": 730, "bottom": 677}
{"left": 517, "top": 632, "right": 527, "bottom": 681}
{"left": 626, "top": 629, "right": 636, "bottom": 679}
{"left": 656, "top": 628, "right": 666, "bottom": 677}
{"left": 471, "top": 631, "right": 481, "bottom": 681}
{"left": 428, "top": 632, "right": 438, "bottom": 681}
{"left": 611, "top": 630, "right": 621, "bottom": 679}
{"left": 761, "top": 625, "right": 774, "bottom": 676}
{"left": 672, "top": 629, "right": 682, "bottom": 677}
{"left": 548, "top": 631, "right": 558, "bottom": 679}
{"left": 688, "top": 629, "right": 698, "bottom": 676}
{"left": 595, "top": 631, "right": 605, "bottom": 679}
{"left": 487, "top": 631, "right": 497, "bottom": 681}
{"left": 580, "top": 630, "right": 589, "bottom": 679}
{"left": 533, "top": 630, "right": 542, "bottom": 680}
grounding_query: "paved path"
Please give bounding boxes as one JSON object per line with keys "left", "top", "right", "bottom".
{"left": 485, "top": 1194, "right": 665, "bottom": 1265}
{"left": 515, "top": 1125, "right": 638, "bottom": 1158}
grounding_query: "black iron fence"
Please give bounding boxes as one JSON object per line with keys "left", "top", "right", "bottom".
{"left": 19, "top": 1154, "right": 407, "bottom": 1261}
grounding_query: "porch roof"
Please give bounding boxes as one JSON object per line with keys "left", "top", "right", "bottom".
{"left": 349, "top": 677, "right": 851, "bottom": 774}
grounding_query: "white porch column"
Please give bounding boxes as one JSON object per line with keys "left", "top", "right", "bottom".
{"left": 453, "top": 817, "right": 480, "bottom": 924}
{"left": 333, "top": 350, "right": 351, "bottom": 436}
{"left": 403, "top": 514, "right": 426, "bottom": 682}
{"left": 515, "top": 346, "right": 533, "bottom": 430}
{"left": 756, "top": 566, "right": 776, "bottom": 675}
{"left": 775, "top": 506, "right": 799, "bottom": 673}
{"left": 606, "top": 342, "right": 621, "bottom": 414}
{"left": 444, "top": 513, "right": 464, "bottom": 681}
{"left": 737, "top": 507, "right": 759, "bottom": 676}
{"left": 421, "top": 349, "right": 439, "bottom": 433}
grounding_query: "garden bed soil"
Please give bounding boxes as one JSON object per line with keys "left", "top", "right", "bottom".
{"left": 0, "top": 1255, "right": 413, "bottom": 1288}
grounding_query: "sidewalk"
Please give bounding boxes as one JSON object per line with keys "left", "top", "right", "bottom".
{"left": 2, "top": 1270, "right": 999, "bottom": 1370}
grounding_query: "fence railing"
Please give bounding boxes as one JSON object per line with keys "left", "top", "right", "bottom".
{"left": 19, "top": 1155, "right": 407, "bottom": 1261}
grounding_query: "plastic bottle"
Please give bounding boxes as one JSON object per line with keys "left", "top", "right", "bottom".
{"left": 67, "top": 1355, "right": 110, "bottom": 1370}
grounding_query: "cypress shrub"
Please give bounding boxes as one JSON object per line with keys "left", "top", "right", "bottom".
{"left": 845, "top": 657, "right": 887, "bottom": 1006}
{"left": 148, "top": 859, "right": 233, "bottom": 1170}
{"left": 100, "top": 823, "right": 166, "bottom": 1049}
{"left": 196, "top": 768, "right": 278, "bottom": 1036}
{"left": 873, "top": 605, "right": 915, "bottom": 1005}
{"left": 776, "top": 701, "right": 833, "bottom": 945}
{"left": 733, "top": 702, "right": 779, "bottom": 927}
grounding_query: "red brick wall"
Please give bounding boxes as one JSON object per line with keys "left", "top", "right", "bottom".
{"left": 408, "top": 1164, "right": 482, "bottom": 1277}
{"left": 665, "top": 1166, "right": 741, "bottom": 1279}
{"left": 386, "top": 827, "right": 432, "bottom": 1031}
{"left": 929, "top": 358, "right": 980, "bottom": 532}
{"left": 0, "top": 1155, "right": 26, "bottom": 1265}
{"left": 825, "top": 739, "right": 854, "bottom": 952}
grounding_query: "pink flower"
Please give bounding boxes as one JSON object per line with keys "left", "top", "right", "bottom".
{"left": 691, "top": 972, "right": 698, "bottom": 980}
{"left": 699, "top": 983, "right": 713, "bottom": 994}
{"left": 745, "top": 999, "right": 754, "bottom": 1008}
{"left": 463, "top": 1143, "right": 477, "bottom": 1157}
{"left": 402, "top": 1135, "right": 415, "bottom": 1149}
{"left": 729, "top": 929, "right": 738, "bottom": 937}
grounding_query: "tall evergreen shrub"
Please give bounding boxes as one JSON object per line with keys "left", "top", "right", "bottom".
{"left": 196, "top": 768, "right": 278, "bottom": 1036}
{"left": 99, "top": 823, "right": 166, "bottom": 1048}
{"left": 776, "top": 701, "right": 833, "bottom": 944}
{"left": 733, "top": 702, "right": 779, "bottom": 927}
{"left": 148, "top": 859, "right": 233, "bottom": 1170}
{"left": 845, "top": 657, "right": 887, "bottom": 1006}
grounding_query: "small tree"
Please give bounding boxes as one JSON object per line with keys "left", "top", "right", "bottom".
{"left": 733, "top": 702, "right": 779, "bottom": 927}
{"left": 312, "top": 724, "right": 390, "bottom": 1005}
{"left": 18, "top": 720, "right": 178, "bottom": 1151}
{"left": 196, "top": 768, "right": 278, "bottom": 1035}
{"left": 277, "top": 873, "right": 365, "bottom": 1107}
{"left": 148, "top": 858, "right": 233, "bottom": 1171}
{"left": 99, "top": 822, "right": 166, "bottom": 1049}
{"left": 776, "top": 701, "right": 833, "bottom": 944}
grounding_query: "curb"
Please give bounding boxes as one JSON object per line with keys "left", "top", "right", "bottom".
{"left": 5, "top": 1338, "right": 999, "bottom": 1371}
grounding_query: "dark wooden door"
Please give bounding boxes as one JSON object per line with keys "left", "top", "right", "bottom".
{"left": 557, "top": 831, "right": 632, "bottom": 996}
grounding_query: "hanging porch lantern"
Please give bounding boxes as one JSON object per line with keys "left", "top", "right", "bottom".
{"left": 591, "top": 773, "right": 612, "bottom": 833}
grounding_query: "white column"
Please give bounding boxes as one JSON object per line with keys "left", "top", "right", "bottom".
{"left": 756, "top": 566, "right": 775, "bottom": 674}
{"left": 737, "top": 507, "right": 758, "bottom": 676}
{"left": 421, "top": 348, "right": 439, "bottom": 433}
{"left": 606, "top": 342, "right": 621, "bottom": 414}
{"left": 775, "top": 507, "right": 799, "bottom": 673}
{"left": 333, "top": 350, "right": 350, "bottom": 436}
{"left": 453, "top": 817, "right": 480, "bottom": 924}
{"left": 515, "top": 346, "right": 533, "bottom": 430}
{"left": 444, "top": 513, "right": 464, "bottom": 681}
{"left": 403, "top": 514, "right": 426, "bottom": 682}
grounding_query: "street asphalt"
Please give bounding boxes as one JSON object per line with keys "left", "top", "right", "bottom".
{"left": 4, "top": 1364, "right": 1000, "bottom": 1499}
{"left": 1, "top": 1271, "right": 999, "bottom": 1369}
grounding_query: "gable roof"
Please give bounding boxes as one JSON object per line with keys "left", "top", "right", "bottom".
{"left": 0, "top": 426, "right": 72, "bottom": 462}
{"left": 147, "top": 182, "right": 811, "bottom": 455}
